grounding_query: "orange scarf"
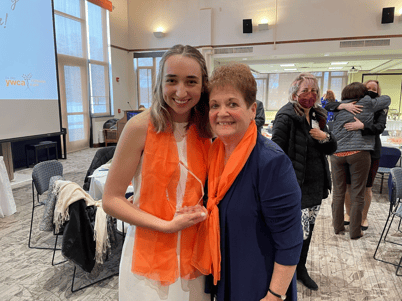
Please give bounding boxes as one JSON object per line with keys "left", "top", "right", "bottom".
{"left": 192, "top": 121, "right": 257, "bottom": 284}
{"left": 131, "top": 122, "right": 211, "bottom": 286}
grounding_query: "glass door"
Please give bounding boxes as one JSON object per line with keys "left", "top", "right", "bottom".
{"left": 58, "top": 59, "right": 90, "bottom": 152}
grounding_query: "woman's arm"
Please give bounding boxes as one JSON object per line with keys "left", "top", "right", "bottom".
{"left": 271, "top": 115, "right": 291, "bottom": 154}
{"left": 344, "top": 108, "right": 388, "bottom": 135}
{"left": 371, "top": 95, "right": 391, "bottom": 111}
{"left": 310, "top": 127, "right": 337, "bottom": 155}
{"left": 259, "top": 150, "right": 303, "bottom": 300}
{"left": 102, "top": 111, "right": 206, "bottom": 233}
{"left": 325, "top": 101, "right": 364, "bottom": 115}
{"left": 361, "top": 108, "right": 388, "bottom": 136}
{"left": 261, "top": 263, "right": 296, "bottom": 301}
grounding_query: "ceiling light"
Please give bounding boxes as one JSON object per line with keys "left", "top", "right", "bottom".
{"left": 242, "top": 58, "right": 248, "bottom": 60}
{"left": 280, "top": 64, "right": 295, "bottom": 67}
{"left": 324, "top": 54, "right": 330, "bottom": 56}
{"left": 284, "top": 68, "right": 297, "bottom": 71}
{"left": 329, "top": 67, "right": 343, "bottom": 70}
{"left": 331, "top": 62, "right": 348, "bottom": 65}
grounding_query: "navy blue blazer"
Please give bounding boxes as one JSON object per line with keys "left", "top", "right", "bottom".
{"left": 215, "top": 133, "right": 303, "bottom": 301}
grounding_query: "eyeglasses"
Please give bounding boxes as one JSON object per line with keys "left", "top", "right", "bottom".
{"left": 165, "top": 160, "right": 205, "bottom": 215}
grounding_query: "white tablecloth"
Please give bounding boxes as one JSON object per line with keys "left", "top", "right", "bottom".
{"left": 0, "top": 157, "right": 17, "bottom": 218}
{"left": 380, "top": 135, "right": 402, "bottom": 149}
{"left": 88, "top": 165, "right": 133, "bottom": 232}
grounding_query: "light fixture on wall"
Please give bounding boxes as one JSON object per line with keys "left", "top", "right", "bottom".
{"left": 258, "top": 18, "right": 269, "bottom": 31}
{"left": 153, "top": 27, "right": 165, "bottom": 38}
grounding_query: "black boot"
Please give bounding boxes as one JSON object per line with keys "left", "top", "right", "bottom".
{"left": 297, "top": 224, "right": 318, "bottom": 291}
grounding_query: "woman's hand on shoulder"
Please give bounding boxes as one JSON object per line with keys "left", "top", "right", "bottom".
{"left": 338, "top": 102, "right": 363, "bottom": 115}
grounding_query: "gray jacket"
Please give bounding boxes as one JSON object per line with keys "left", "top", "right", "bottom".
{"left": 333, "top": 95, "right": 391, "bottom": 153}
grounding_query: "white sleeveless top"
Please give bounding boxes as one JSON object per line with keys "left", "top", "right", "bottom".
{"left": 119, "top": 123, "right": 209, "bottom": 301}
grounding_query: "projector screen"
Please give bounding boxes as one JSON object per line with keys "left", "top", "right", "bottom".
{"left": 0, "top": 0, "right": 61, "bottom": 142}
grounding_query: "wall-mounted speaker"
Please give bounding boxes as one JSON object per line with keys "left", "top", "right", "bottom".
{"left": 381, "top": 7, "right": 395, "bottom": 24}
{"left": 243, "top": 19, "right": 252, "bottom": 33}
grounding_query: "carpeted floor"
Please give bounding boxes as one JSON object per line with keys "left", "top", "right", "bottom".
{"left": 1, "top": 148, "right": 402, "bottom": 300}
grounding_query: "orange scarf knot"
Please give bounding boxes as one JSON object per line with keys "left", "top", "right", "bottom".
{"left": 192, "top": 121, "right": 257, "bottom": 285}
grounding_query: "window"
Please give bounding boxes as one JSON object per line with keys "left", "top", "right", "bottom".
{"left": 134, "top": 52, "right": 165, "bottom": 109}
{"left": 266, "top": 71, "right": 347, "bottom": 112}
{"left": 54, "top": 0, "right": 112, "bottom": 117}
{"left": 54, "top": 0, "right": 112, "bottom": 152}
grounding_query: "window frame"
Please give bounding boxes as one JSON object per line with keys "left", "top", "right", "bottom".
{"left": 133, "top": 52, "right": 165, "bottom": 109}
{"left": 54, "top": 0, "right": 113, "bottom": 118}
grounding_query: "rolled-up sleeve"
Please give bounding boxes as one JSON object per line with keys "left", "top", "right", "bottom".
{"left": 258, "top": 150, "right": 303, "bottom": 266}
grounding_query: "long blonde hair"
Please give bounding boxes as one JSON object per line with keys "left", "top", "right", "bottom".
{"left": 150, "top": 45, "right": 212, "bottom": 138}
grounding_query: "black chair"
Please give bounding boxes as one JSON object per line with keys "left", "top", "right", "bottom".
{"left": 377, "top": 146, "right": 401, "bottom": 194}
{"left": 373, "top": 167, "right": 402, "bottom": 275}
{"left": 29, "top": 160, "right": 63, "bottom": 250}
{"left": 83, "top": 146, "right": 116, "bottom": 191}
{"left": 54, "top": 197, "right": 121, "bottom": 292}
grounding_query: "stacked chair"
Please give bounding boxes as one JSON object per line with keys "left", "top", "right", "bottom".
{"left": 373, "top": 167, "right": 402, "bottom": 275}
{"left": 377, "top": 146, "right": 401, "bottom": 194}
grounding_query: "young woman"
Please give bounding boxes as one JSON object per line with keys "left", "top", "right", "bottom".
{"left": 103, "top": 45, "right": 212, "bottom": 301}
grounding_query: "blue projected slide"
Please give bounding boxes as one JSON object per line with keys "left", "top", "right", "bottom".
{"left": 0, "top": 0, "right": 61, "bottom": 141}
{"left": 0, "top": 0, "right": 58, "bottom": 100}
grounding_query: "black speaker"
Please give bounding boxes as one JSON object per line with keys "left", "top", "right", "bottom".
{"left": 381, "top": 7, "right": 395, "bottom": 24}
{"left": 243, "top": 19, "right": 252, "bottom": 33}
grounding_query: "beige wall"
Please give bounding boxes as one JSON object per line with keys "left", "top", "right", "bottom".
{"left": 125, "top": 0, "right": 402, "bottom": 55}
{"left": 106, "top": 0, "right": 402, "bottom": 137}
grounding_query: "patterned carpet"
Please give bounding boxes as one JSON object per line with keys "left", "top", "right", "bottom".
{"left": 1, "top": 148, "right": 402, "bottom": 300}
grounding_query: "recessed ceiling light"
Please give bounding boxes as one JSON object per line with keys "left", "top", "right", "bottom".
{"left": 329, "top": 67, "right": 343, "bottom": 70}
{"left": 331, "top": 62, "right": 348, "bottom": 65}
{"left": 284, "top": 68, "right": 297, "bottom": 71}
{"left": 242, "top": 58, "right": 248, "bottom": 60}
{"left": 280, "top": 64, "right": 295, "bottom": 67}
{"left": 324, "top": 53, "right": 330, "bottom": 56}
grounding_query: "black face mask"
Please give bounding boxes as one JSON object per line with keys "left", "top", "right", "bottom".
{"left": 367, "top": 90, "right": 379, "bottom": 98}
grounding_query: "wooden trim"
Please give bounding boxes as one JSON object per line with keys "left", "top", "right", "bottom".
{"left": 111, "top": 34, "right": 402, "bottom": 53}
{"left": 110, "top": 44, "right": 131, "bottom": 52}
{"left": 87, "top": 0, "right": 113, "bottom": 12}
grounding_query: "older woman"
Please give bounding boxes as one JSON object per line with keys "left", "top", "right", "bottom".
{"left": 272, "top": 73, "right": 337, "bottom": 291}
{"left": 193, "top": 63, "right": 303, "bottom": 301}
{"left": 329, "top": 82, "right": 390, "bottom": 239}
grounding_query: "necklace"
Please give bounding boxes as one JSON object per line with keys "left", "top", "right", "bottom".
{"left": 174, "top": 122, "right": 188, "bottom": 140}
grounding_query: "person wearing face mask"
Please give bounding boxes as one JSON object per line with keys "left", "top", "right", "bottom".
{"left": 329, "top": 82, "right": 390, "bottom": 240}
{"left": 324, "top": 80, "right": 388, "bottom": 232}
{"left": 272, "top": 73, "right": 337, "bottom": 291}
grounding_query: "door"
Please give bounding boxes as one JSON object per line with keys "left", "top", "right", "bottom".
{"left": 58, "top": 58, "right": 90, "bottom": 152}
